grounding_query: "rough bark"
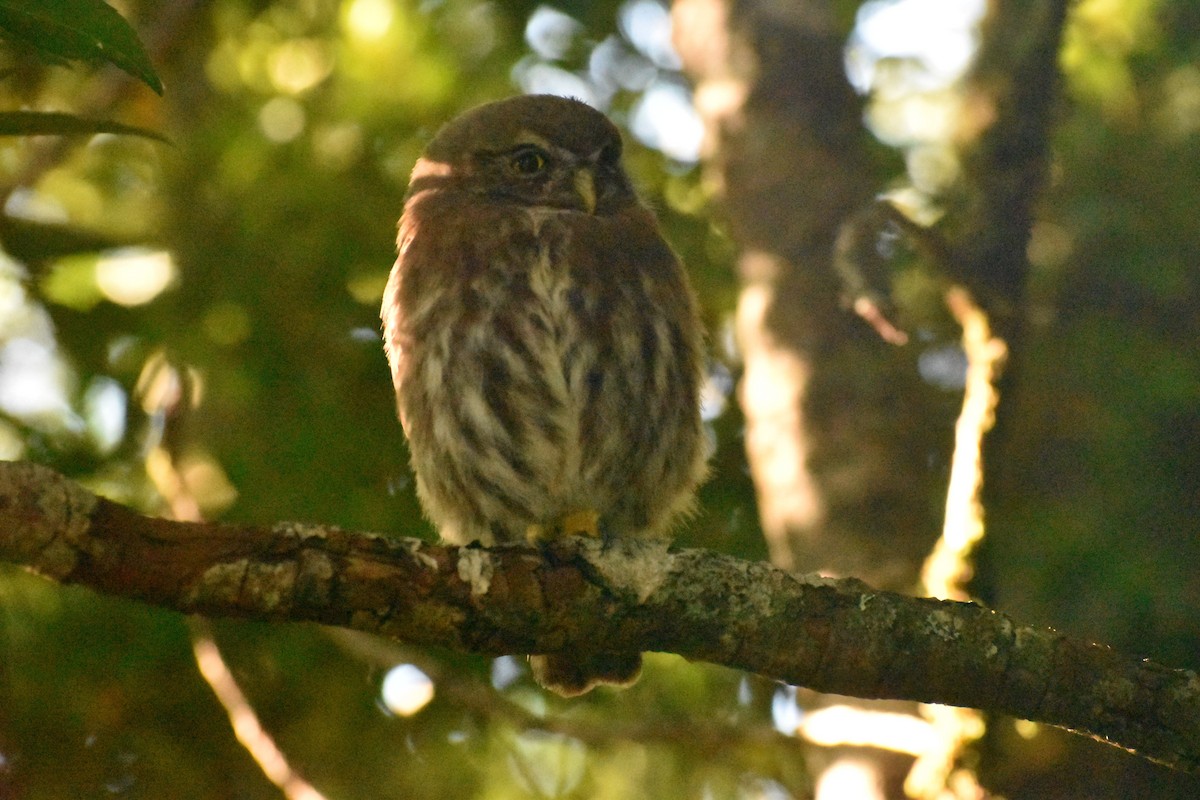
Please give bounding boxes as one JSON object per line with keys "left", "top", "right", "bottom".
{"left": 1, "top": 460, "right": 1197, "bottom": 773}
{"left": 949, "top": 0, "right": 1070, "bottom": 321}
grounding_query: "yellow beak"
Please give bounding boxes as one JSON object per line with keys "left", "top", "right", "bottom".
{"left": 573, "top": 168, "right": 596, "bottom": 214}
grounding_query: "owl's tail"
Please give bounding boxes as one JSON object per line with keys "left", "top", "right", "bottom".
{"left": 529, "top": 652, "right": 642, "bottom": 697}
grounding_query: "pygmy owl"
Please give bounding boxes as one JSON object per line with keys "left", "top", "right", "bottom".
{"left": 381, "top": 95, "right": 707, "bottom": 696}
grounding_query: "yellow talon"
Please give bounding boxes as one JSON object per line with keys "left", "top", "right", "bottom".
{"left": 560, "top": 509, "right": 600, "bottom": 538}
{"left": 525, "top": 511, "right": 600, "bottom": 542}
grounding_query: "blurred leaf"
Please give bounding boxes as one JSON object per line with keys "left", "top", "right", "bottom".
{"left": 0, "top": 110, "right": 168, "bottom": 141}
{"left": 40, "top": 254, "right": 102, "bottom": 311}
{"left": 0, "top": 0, "right": 163, "bottom": 94}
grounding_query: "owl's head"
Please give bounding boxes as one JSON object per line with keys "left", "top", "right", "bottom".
{"left": 409, "top": 95, "right": 638, "bottom": 216}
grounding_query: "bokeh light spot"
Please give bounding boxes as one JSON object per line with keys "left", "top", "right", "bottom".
{"left": 83, "top": 377, "right": 127, "bottom": 455}
{"left": 258, "top": 96, "right": 306, "bottom": 143}
{"left": 619, "top": 0, "right": 680, "bottom": 69}
{"left": 179, "top": 452, "right": 239, "bottom": 514}
{"left": 313, "top": 123, "right": 364, "bottom": 170}
{"left": 491, "top": 655, "right": 522, "bottom": 690}
{"left": 345, "top": 0, "right": 394, "bottom": 41}
{"left": 630, "top": 82, "right": 704, "bottom": 162}
{"left": 346, "top": 270, "right": 388, "bottom": 305}
{"left": 918, "top": 344, "right": 967, "bottom": 391}
{"left": 771, "top": 685, "right": 802, "bottom": 735}
{"left": 381, "top": 664, "right": 434, "bottom": 716}
{"left": 0, "top": 338, "right": 75, "bottom": 423}
{"left": 95, "top": 249, "right": 176, "bottom": 307}
{"left": 268, "top": 38, "right": 334, "bottom": 94}
{"left": 524, "top": 6, "right": 582, "bottom": 61}
{"left": 848, "top": 0, "right": 985, "bottom": 94}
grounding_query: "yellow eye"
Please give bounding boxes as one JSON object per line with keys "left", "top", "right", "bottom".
{"left": 509, "top": 149, "right": 547, "bottom": 175}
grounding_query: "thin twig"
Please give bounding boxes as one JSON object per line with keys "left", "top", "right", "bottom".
{"left": 191, "top": 619, "right": 327, "bottom": 800}
{"left": 140, "top": 355, "right": 325, "bottom": 800}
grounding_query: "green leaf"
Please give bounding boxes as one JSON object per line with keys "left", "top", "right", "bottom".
{"left": 0, "top": 215, "right": 123, "bottom": 263}
{"left": 0, "top": 0, "right": 163, "bottom": 94}
{"left": 40, "top": 253, "right": 103, "bottom": 311}
{"left": 0, "top": 110, "right": 169, "bottom": 142}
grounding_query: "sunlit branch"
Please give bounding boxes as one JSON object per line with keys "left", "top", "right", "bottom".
{"left": 922, "top": 286, "right": 1006, "bottom": 603}
{"left": 912, "top": 287, "right": 1006, "bottom": 800}
{"left": 2, "top": 459, "right": 1198, "bottom": 774}
{"left": 139, "top": 355, "right": 325, "bottom": 800}
{"left": 192, "top": 619, "right": 327, "bottom": 800}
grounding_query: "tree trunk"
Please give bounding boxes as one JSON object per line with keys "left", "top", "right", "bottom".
{"left": 673, "top": 1, "right": 954, "bottom": 796}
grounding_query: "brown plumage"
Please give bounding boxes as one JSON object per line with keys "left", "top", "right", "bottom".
{"left": 381, "top": 95, "right": 707, "bottom": 696}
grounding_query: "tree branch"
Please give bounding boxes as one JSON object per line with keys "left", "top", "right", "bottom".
{"left": 2, "top": 460, "right": 1198, "bottom": 773}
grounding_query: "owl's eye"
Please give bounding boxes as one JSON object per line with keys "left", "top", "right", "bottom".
{"left": 509, "top": 148, "right": 548, "bottom": 176}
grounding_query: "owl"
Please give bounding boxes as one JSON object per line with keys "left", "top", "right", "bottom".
{"left": 381, "top": 95, "right": 707, "bottom": 696}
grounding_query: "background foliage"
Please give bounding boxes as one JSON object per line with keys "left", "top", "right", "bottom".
{"left": 0, "top": 0, "right": 1197, "bottom": 798}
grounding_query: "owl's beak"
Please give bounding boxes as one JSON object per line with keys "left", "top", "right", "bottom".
{"left": 573, "top": 168, "right": 597, "bottom": 214}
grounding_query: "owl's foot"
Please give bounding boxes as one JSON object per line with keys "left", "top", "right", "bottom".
{"left": 559, "top": 509, "right": 600, "bottom": 537}
{"left": 524, "top": 510, "right": 600, "bottom": 543}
